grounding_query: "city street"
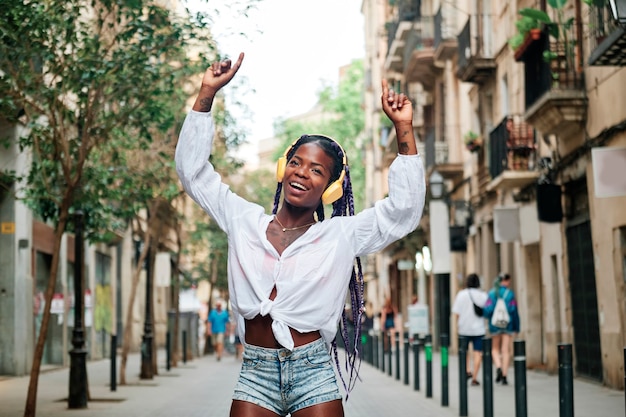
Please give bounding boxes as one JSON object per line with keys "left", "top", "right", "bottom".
{"left": 0, "top": 346, "right": 623, "bottom": 417}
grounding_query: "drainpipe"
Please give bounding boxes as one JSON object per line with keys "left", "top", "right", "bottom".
{"left": 575, "top": 0, "right": 583, "bottom": 73}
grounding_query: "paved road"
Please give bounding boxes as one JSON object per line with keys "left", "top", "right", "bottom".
{"left": 0, "top": 347, "right": 623, "bottom": 417}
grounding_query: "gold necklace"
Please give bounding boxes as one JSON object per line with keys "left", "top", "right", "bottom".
{"left": 274, "top": 216, "right": 316, "bottom": 232}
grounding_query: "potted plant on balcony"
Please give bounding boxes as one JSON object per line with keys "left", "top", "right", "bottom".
{"left": 509, "top": 14, "right": 543, "bottom": 59}
{"left": 517, "top": 0, "right": 577, "bottom": 85}
{"left": 464, "top": 131, "right": 482, "bottom": 153}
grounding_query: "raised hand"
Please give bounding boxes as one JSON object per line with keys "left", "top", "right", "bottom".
{"left": 381, "top": 79, "right": 413, "bottom": 125}
{"left": 381, "top": 80, "right": 417, "bottom": 155}
{"left": 201, "top": 52, "right": 245, "bottom": 92}
{"left": 193, "top": 52, "right": 245, "bottom": 112}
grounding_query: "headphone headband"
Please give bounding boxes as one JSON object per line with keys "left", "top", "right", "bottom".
{"left": 275, "top": 135, "right": 348, "bottom": 205}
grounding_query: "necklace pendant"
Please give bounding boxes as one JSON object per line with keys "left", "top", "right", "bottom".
{"left": 282, "top": 228, "right": 287, "bottom": 232}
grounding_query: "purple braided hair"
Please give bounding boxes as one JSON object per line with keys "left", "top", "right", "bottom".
{"left": 272, "top": 136, "right": 365, "bottom": 396}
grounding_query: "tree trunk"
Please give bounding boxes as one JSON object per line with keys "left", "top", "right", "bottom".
{"left": 23, "top": 206, "right": 70, "bottom": 417}
{"left": 119, "top": 230, "right": 151, "bottom": 385}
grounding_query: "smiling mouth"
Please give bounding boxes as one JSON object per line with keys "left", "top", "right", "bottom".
{"left": 289, "top": 182, "right": 309, "bottom": 191}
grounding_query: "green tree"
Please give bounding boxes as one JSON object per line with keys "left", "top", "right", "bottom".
{"left": 0, "top": 1, "right": 218, "bottom": 415}
{"left": 273, "top": 59, "right": 366, "bottom": 211}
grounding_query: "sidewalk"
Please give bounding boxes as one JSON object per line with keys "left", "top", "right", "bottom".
{"left": 0, "top": 347, "right": 623, "bottom": 417}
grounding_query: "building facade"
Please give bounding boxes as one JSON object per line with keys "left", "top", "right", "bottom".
{"left": 363, "top": 0, "right": 626, "bottom": 389}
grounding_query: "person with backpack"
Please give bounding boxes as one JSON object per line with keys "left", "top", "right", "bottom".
{"left": 483, "top": 273, "right": 520, "bottom": 385}
{"left": 452, "top": 273, "right": 488, "bottom": 386}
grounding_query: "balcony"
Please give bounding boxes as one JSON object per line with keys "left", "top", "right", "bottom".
{"left": 385, "top": 0, "right": 422, "bottom": 73}
{"left": 434, "top": 4, "right": 458, "bottom": 62}
{"left": 403, "top": 17, "right": 438, "bottom": 87}
{"left": 487, "top": 115, "right": 539, "bottom": 192}
{"left": 424, "top": 127, "right": 462, "bottom": 180}
{"left": 588, "top": 2, "right": 626, "bottom": 66}
{"left": 519, "top": 30, "right": 587, "bottom": 138}
{"left": 456, "top": 14, "right": 496, "bottom": 84}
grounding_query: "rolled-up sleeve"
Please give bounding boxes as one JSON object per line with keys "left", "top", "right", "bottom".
{"left": 353, "top": 154, "right": 426, "bottom": 256}
{"left": 175, "top": 110, "right": 244, "bottom": 233}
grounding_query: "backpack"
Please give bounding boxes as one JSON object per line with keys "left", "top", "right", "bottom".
{"left": 490, "top": 289, "right": 510, "bottom": 329}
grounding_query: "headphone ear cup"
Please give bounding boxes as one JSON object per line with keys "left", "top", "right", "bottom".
{"left": 321, "top": 180, "right": 343, "bottom": 205}
{"left": 276, "top": 156, "right": 287, "bottom": 182}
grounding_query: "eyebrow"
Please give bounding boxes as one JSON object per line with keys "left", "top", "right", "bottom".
{"left": 291, "top": 155, "right": 329, "bottom": 173}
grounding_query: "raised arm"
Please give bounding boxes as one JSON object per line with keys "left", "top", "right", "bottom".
{"left": 192, "top": 52, "right": 245, "bottom": 112}
{"left": 381, "top": 79, "right": 418, "bottom": 156}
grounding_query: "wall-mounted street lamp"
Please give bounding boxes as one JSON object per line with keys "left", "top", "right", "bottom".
{"left": 427, "top": 171, "right": 451, "bottom": 347}
{"left": 429, "top": 170, "right": 444, "bottom": 199}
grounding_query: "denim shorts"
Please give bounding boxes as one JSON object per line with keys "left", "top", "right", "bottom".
{"left": 232, "top": 338, "right": 343, "bottom": 415}
{"left": 460, "top": 335, "right": 484, "bottom": 352}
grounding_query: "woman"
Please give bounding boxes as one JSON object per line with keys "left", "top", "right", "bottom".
{"left": 380, "top": 297, "right": 398, "bottom": 352}
{"left": 452, "top": 273, "right": 487, "bottom": 386}
{"left": 175, "top": 53, "right": 426, "bottom": 417}
{"left": 483, "top": 273, "right": 520, "bottom": 386}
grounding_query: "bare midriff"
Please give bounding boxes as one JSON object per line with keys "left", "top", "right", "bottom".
{"left": 244, "top": 314, "right": 322, "bottom": 348}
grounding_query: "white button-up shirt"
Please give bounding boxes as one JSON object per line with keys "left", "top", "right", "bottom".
{"left": 176, "top": 110, "right": 426, "bottom": 350}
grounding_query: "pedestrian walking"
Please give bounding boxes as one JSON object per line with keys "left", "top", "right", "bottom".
{"left": 483, "top": 273, "right": 520, "bottom": 385}
{"left": 380, "top": 297, "right": 398, "bottom": 351}
{"left": 452, "top": 273, "right": 488, "bottom": 386}
{"left": 208, "top": 300, "right": 229, "bottom": 361}
{"left": 175, "top": 52, "right": 426, "bottom": 416}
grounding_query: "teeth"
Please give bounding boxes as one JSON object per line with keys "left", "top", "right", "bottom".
{"left": 290, "top": 182, "right": 307, "bottom": 191}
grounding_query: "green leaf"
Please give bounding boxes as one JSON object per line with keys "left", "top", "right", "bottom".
{"left": 519, "top": 8, "right": 552, "bottom": 23}
{"left": 548, "top": 0, "right": 568, "bottom": 10}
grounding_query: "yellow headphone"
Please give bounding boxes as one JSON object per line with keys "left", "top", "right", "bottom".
{"left": 275, "top": 135, "right": 347, "bottom": 205}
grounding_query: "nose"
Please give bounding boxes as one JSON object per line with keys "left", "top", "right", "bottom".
{"left": 294, "top": 164, "right": 308, "bottom": 178}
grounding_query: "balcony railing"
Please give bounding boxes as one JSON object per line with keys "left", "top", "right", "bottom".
{"left": 456, "top": 14, "right": 496, "bottom": 83}
{"left": 522, "top": 30, "right": 584, "bottom": 110}
{"left": 386, "top": 0, "right": 422, "bottom": 56}
{"left": 402, "top": 17, "right": 437, "bottom": 85}
{"left": 403, "top": 17, "right": 435, "bottom": 65}
{"left": 588, "top": 2, "right": 626, "bottom": 66}
{"left": 519, "top": 29, "right": 587, "bottom": 137}
{"left": 424, "top": 127, "right": 449, "bottom": 170}
{"left": 489, "top": 115, "right": 536, "bottom": 180}
{"left": 434, "top": 5, "right": 456, "bottom": 48}
{"left": 433, "top": 3, "right": 458, "bottom": 61}
{"left": 397, "top": 0, "right": 421, "bottom": 21}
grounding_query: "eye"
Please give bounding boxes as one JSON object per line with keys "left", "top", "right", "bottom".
{"left": 288, "top": 159, "right": 299, "bottom": 167}
{"left": 312, "top": 168, "right": 323, "bottom": 175}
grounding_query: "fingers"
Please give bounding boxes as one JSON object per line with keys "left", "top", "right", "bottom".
{"left": 210, "top": 52, "right": 245, "bottom": 78}
{"left": 381, "top": 79, "right": 406, "bottom": 111}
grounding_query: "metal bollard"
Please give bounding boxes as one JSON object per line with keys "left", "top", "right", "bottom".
{"left": 558, "top": 344, "right": 574, "bottom": 417}
{"left": 413, "top": 334, "right": 420, "bottom": 391}
{"left": 441, "top": 333, "right": 449, "bottom": 407}
{"left": 425, "top": 334, "right": 433, "bottom": 398}
{"left": 514, "top": 340, "right": 528, "bottom": 417}
{"left": 395, "top": 331, "right": 401, "bottom": 380}
{"left": 387, "top": 331, "right": 393, "bottom": 377}
{"left": 183, "top": 330, "right": 188, "bottom": 364}
{"left": 483, "top": 337, "right": 493, "bottom": 417}
{"left": 373, "top": 333, "right": 379, "bottom": 369}
{"left": 459, "top": 336, "right": 468, "bottom": 416}
{"left": 166, "top": 331, "right": 171, "bottom": 371}
{"left": 403, "top": 332, "right": 410, "bottom": 385}
{"left": 381, "top": 331, "right": 386, "bottom": 373}
{"left": 110, "top": 334, "right": 117, "bottom": 392}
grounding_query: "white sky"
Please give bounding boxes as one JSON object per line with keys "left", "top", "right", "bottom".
{"left": 205, "top": 0, "right": 365, "bottom": 161}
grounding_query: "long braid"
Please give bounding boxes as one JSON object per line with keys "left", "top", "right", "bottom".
{"left": 329, "top": 165, "right": 365, "bottom": 397}
{"left": 271, "top": 183, "right": 282, "bottom": 215}
{"left": 273, "top": 135, "right": 365, "bottom": 396}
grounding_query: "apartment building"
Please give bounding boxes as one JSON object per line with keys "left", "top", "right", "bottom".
{"left": 363, "top": 0, "right": 626, "bottom": 389}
